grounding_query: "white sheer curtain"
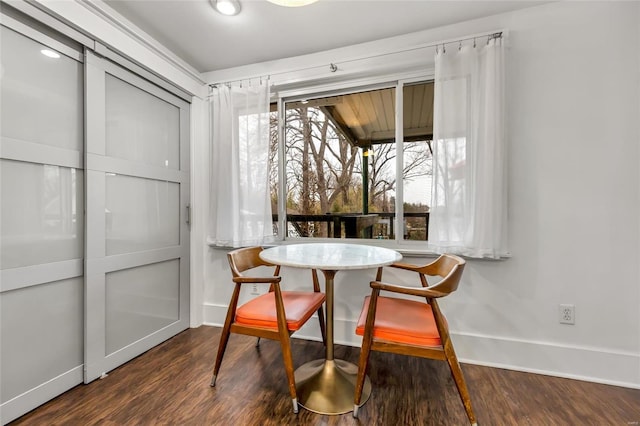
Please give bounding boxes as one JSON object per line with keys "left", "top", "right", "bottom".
{"left": 428, "top": 37, "right": 508, "bottom": 259}
{"left": 208, "top": 81, "right": 273, "bottom": 247}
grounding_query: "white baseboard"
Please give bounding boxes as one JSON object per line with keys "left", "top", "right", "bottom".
{"left": 451, "top": 332, "right": 640, "bottom": 389}
{"left": 0, "top": 365, "right": 83, "bottom": 425}
{"left": 203, "top": 303, "right": 640, "bottom": 389}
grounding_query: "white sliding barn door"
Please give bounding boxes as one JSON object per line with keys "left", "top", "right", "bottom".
{"left": 0, "top": 18, "right": 85, "bottom": 424}
{"left": 84, "top": 51, "right": 190, "bottom": 382}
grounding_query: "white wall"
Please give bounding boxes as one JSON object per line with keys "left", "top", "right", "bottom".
{"left": 202, "top": 1, "right": 640, "bottom": 388}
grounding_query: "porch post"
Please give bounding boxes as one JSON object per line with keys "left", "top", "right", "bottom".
{"left": 362, "top": 147, "right": 369, "bottom": 214}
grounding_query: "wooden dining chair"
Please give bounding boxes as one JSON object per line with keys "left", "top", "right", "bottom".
{"left": 210, "top": 246, "right": 326, "bottom": 413}
{"left": 353, "top": 254, "right": 477, "bottom": 425}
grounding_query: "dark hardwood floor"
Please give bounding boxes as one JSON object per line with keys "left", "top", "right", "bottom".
{"left": 10, "top": 326, "right": 640, "bottom": 425}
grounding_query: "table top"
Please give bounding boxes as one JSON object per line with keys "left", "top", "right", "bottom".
{"left": 260, "top": 243, "right": 402, "bottom": 271}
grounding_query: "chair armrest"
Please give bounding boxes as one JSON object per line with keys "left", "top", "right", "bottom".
{"left": 232, "top": 276, "right": 281, "bottom": 284}
{"left": 370, "top": 280, "right": 447, "bottom": 298}
{"left": 388, "top": 262, "right": 423, "bottom": 272}
{"left": 389, "top": 258, "right": 441, "bottom": 274}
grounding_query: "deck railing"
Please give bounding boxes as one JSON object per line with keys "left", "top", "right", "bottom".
{"left": 272, "top": 212, "right": 429, "bottom": 240}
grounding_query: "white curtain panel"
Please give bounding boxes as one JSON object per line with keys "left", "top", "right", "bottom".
{"left": 208, "top": 81, "right": 273, "bottom": 247}
{"left": 429, "top": 38, "right": 508, "bottom": 259}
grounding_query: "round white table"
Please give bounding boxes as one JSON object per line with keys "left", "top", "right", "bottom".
{"left": 260, "top": 243, "right": 402, "bottom": 415}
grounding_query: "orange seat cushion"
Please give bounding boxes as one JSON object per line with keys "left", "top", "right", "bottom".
{"left": 235, "top": 291, "right": 325, "bottom": 331}
{"left": 355, "top": 296, "right": 443, "bottom": 347}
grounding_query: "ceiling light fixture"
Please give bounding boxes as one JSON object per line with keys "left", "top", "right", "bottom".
{"left": 266, "top": 0, "right": 319, "bottom": 7}
{"left": 211, "top": 0, "right": 241, "bottom": 16}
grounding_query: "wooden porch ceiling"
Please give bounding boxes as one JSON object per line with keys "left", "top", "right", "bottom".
{"left": 286, "top": 82, "right": 434, "bottom": 147}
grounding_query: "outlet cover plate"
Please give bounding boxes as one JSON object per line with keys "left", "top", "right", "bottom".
{"left": 559, "top": 304, "right": 575, "bottom": 325}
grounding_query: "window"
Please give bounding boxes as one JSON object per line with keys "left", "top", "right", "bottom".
{"left": 269, "top": 80, "right": 434, "bottom": 242}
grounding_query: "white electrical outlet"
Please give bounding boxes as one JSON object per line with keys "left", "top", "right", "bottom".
{"left": 251, "top": 284, "right": 259, "bottom": 295}
{"left": 559, "top": 304, "right": 575, "bottom": 325}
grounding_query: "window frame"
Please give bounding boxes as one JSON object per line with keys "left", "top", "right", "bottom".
{"left": 271, "top": 72, "right": 437, "bottom": 254}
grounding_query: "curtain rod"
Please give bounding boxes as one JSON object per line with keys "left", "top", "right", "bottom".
{"left": 210, "top": 75, "right": 270, "bottom": 89}
{"left": 209, "top": 30, "right": 503, "bottom": 88}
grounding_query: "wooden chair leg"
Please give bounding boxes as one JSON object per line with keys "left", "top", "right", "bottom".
{"left": 279, "top": 334, "right": 299, "bottom": 413}
{"left": 317, "top": 306, "right": 326, "bottom": 346}
{"left": 210, "top": 325, "right": 232, "bottom": 387}
{"left": 213, "top": 284, "right": 241, "bottom": 387}
{"left": 443, "top": 344, "right": 477, "bottom": 425}
{"left": 311, "top": 269, "right": 327, "bottom": 346}
{"left": 353, "top": 333, "right": 373, "bottom": 417}
{"left": 354, "top": 290, "right": 380, "bottom": 418}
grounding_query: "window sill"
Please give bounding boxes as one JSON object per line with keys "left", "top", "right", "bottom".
{"left": 261, "top": 238, "right": 511, "bottom": 260}
{"left": 210, "top": 238, "right": 510, "bottom": 260}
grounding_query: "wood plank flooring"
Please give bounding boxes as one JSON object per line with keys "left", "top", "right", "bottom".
{"left": 10, "top": 326, "right": 640, "bottom": 425}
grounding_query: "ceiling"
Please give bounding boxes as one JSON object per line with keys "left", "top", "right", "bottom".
{"left": 103, "top": 0, "right": 545, "bottom": 74}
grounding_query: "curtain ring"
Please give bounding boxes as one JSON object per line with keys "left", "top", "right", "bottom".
{"left": 329, "top": 63, "right": 338, "bottom": 73}
{"left": 458, "top": 41, "right": 462, "bottom": 51}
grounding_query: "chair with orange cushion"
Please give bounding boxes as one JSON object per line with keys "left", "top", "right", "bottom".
{"left": 353, "top": 254, "right": 477, "bottom": 425}
{"left": 210, "top": 246, "right": 326, "bottom": 413}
